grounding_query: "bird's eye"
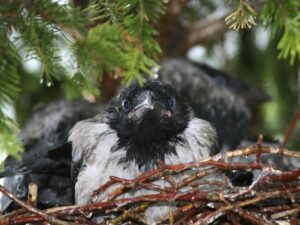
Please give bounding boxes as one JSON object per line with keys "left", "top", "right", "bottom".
{"left": 122, "top": 100, "right": 130, "bottom": 111}
{"left": 167, "top": 98, "right": 176, "bottom": 109}
{"left": 214, "top": 75, "right": 226, "bottom": 87}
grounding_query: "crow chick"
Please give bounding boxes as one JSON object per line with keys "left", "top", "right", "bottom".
{"left": 0, "top": 100, "right": 101, "bottom": 212}
{"left": 158, "top": 58, "right": 251, "bottom": 150}
{"left": 69, "top": 81, "right": 218, "bottom": 215}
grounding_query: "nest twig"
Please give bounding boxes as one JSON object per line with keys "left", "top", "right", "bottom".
{"left": 0, "top": 138, "right": 299, "bottom": 225}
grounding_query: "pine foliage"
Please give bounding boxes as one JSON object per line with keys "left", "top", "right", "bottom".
{"left": 0, "top": 35, "right": 23, "bottom": 160}
{"left": 261, "top": 0, "right": 300, "bottom": 64}
{"left": 0, "top": 0, "right": 164, "bottom": 160}
{"left": 225, "top": 0, "right": 257, "bottom": 30}
{"left": 72, "top": 0, "right": 164, "bottom": 88}
{"left": 227, "top": 0, "right": 300, "bottom": 64}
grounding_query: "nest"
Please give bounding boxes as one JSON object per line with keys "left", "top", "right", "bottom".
{"left": 0, "top": 137, "right": 299, "bottom": 225}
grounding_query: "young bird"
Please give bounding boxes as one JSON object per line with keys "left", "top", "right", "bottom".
{"left": 158, "top": 59, "right": 252, "bottom": 150}
{"left": 69, "top": 81, "right": 218, "bottom": 213}
{"left": 0, "top": 100, "right": 101, "bottom": 212}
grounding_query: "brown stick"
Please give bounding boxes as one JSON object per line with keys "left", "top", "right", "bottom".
{"left": 283, "top": 110, "right": 300, "bottom": 145}
{"left": 92, "top": 144, "right": 300, "bottom": 200}
{"left": 108, "top": 202, "right": 151, "bottom": 225}
{"left": 8, "top": 176, "right": 300, "bottom": 224}
{"left": 2, "top": 147, "right": 300, "bottom": 224}
{"left": 194, "top": 187, "right": 300, "bottom": 225}
{"left": 0, "top": 185, "right": 71, "bottom": 225}
{"left": 9, "top": 190, "right": 215, "bottom": 224}
{"left": 236, "top": 209, "right": 272, "bottom": 225}
{"left": 27, "top": 183, "right": 38, "bottom": 207}
{"left": 92, "top": 160, "right": 260, "bottom": 200}
{"left": 256, "top": 135, "right": 263, "bottom": 163}
{"left": 271, "top": 207, "right": 300, "bottom": 220}
{"left": 270, "top": 167, "right": 300, "bottom": 182}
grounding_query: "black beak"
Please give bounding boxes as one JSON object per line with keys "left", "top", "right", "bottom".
{"left": 129, "top": 91, "right": 171, "bottom": 119}
{"left": 134, "top": 91, "right": 154, "bottom": 111}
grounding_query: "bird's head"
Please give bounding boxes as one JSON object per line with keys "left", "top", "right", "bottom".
{"left": 107, "top": 81, "right": 191, "bottom": 144}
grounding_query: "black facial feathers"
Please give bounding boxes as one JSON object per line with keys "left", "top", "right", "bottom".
{"left": 107, "top": 81, "right": 192, "bottom": 170}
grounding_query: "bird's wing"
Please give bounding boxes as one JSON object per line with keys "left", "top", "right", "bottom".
{"left": 0, "top": 175, "right": 26, "bottom": 212}
{"left": 69, "top": 113, "right": 112, "bottom": 182}
{"left": 1, "top": 100, "right": 102, "bottom": 177}
{"left": 19, "top": 100, "right": 102, "bottom": 150}
{"left": 69, "top": 114, "right": 123, "bottom": 204}
{"left": 184, "top": 117, "right": 219, "bottom": 156}
{"left": 0, "top": 100, "right": 102, "bottom": 212}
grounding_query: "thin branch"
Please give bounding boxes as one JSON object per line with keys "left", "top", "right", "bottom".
{"left": 1, "top": 146, "right": 299, "bottom": 224}
{"left": 256, "top": 134, "right": 263, "bottom": 163}
{"left": 194, "top": 187, "right": 300, "bottom": 225}
{"left": 236, "top": 209, "right": 272, "bottom": 225}
{"left": 0, "top": 185, "right": 70, "bottom": 225}
{"left": 180, "top": 1, "right": 265, "bottom": 54}
{"left": 108, "top": 202, "right": 151, "bottom": 225}
{"left": 185, "top": 6, "right": 232, "bottom": 49}
{"left": 27, "top": 183, "right": 38, "bottom": 207}
{"left": 283, "top": 109, "right": 300, "bottom": 145}
{"left": 271, "top": 207, "right": 300, "bottom": 220}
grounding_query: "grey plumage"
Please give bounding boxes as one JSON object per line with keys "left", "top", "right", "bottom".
{"left": 0, "top": 100, "right": 102, "bottom": 212}
{"left": 158, "top": 58, "right": 251, "bottom": 150}
{"left": 189, "top": 62, "right": 271, "bottom": 107}
{"left": 70, "top": 116, "right": 217, "bottom": 205}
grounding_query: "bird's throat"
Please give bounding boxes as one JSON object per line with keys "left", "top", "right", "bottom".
{"left": 114, "top": 137, "right": 182, "bottom": 172}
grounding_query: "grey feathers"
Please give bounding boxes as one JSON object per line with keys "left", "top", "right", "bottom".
{"left": 158, "top": 59, "right": 251, "bottom": 149}
{"left": 69, "top": 117, "right": 217, "bottom": 205}
{"left": 0, "top": 100, "right": 102, "bottom": 212}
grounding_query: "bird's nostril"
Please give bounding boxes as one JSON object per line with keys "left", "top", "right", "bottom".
{"left": 164, "top": 110, "right": 172, "bottom": 117}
